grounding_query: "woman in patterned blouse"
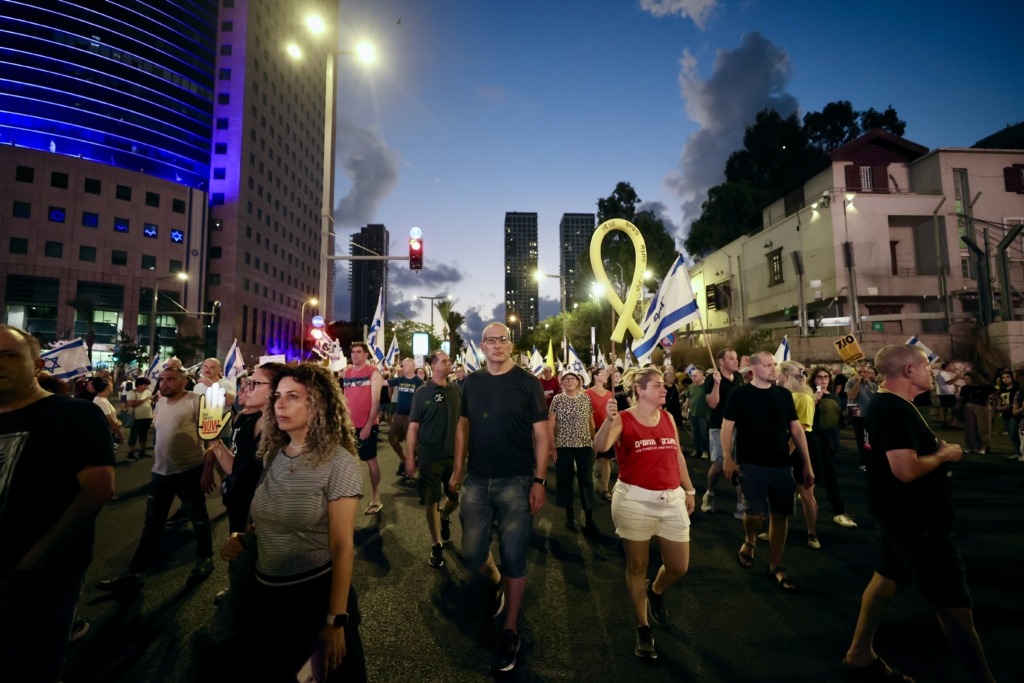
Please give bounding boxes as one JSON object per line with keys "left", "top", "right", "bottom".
{"left": 549, "top": 370, "right": 598, "bottom": 535}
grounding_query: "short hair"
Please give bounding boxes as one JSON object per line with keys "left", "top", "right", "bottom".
{"left": 751, "top": 350, "right": 775, "bottom": 366}
{"left": 89, "top": 377, "right": 110, "bottom": 392}
{"left": 135, "top": 377, "right": 151, "bottom": 387}
{"left": 717, "top": 347, "right": 736, "bottom": 361}
{"left": 481, "top": 322, "right": 510, "bottom": 340}
{"left": 350, "top": 341, "right": 370, "bottom": 354}
{"left": 0, "top": 324, "right": 41, "bottom": 359}
{"left": 427, "top": 350, "right": 446, "bottom": 368}
{"left": 874, "top": 344, "right": 927, "bottom": 379}
{"left": 160, "top": 367, "right": 187, "bottom": 380}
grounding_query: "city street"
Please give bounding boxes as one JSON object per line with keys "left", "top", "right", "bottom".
{"left": 65, "top": 423, "right": 1023, "bottom": 683}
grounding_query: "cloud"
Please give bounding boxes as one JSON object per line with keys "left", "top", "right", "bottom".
{"left": 389, "top": 297, "right": 421, "bottom": 320}
{"left": 639, "top": 0, "right": 718, "bottom": 29}
{"left": 538, "top": 296, "right": 560, "bottom": 321}
{"left": 462, "top": 304, "right": 505, "bottom": 344}
{"left": 390, "top": 261, "right": 464, "bottom": 289}
{"left": 664, "top": 32, "right": 798, "bottom": 236}
{"left": 333, "top": 119, "right": 400, "bottom": 227}
{"left": 639, "top": 200, "right": 680, "bottom": 239}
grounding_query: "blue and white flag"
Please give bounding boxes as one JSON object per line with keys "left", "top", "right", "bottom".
{"left": 145, "top": 355, "right": 165, "bottom": 380}
{"left": 462, "top": 343, "right": 480, "bottom": 373}
{"left": 907, "top": 336, "right": 938, "bottom": 363}
{"left": 530, "top": 347, "right": 545, "bottom": 376}
{"left": 594, "top": 345, "right": 606, "bottom": 369}
{"left": 40, "top": 338, "right": 92, "bottom": 379}
{"left": 632, "top": 255, "right": 700, "bottom": 365}
{"left": 566, "top": 344, "right": 592, "bottom": 386}
{"left": 223, "top": 338, "right": 245, "bottom": 382}
{"left": 368, "top": 289, "right": 386, "bottom": 363}
{"left": 384, "top": 334, "right": 400, "bottom": 367}
{"left": 774, "top": 336, "right": 790, "bottom": 364}
{"left": 685, "top": 363, "right": 698, "bottom": 377}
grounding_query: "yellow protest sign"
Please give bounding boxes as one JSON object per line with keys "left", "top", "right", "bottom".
{"left": 833, "top": 333, "right": 865, "bottom": 364}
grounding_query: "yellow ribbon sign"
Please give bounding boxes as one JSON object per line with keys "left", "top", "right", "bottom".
{"left": 590, "top": 218, "right": 647, "bottom": 342}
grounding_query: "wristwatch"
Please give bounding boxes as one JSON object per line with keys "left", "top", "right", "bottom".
{"left": 326, "top": 613, "right": 349, "bottom": 628}
{"left": 533, "top": 477, "right": 547, "bottom": 486}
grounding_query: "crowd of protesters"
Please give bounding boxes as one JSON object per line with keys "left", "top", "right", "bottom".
{"left": 3, "top": 320, "right": 1011, "bottom": 682}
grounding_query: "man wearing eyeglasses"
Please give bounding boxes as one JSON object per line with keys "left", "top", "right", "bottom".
{"left": 451, "top": 322, "right": 549, "bottom": 674}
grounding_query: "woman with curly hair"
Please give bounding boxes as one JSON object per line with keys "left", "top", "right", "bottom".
{"left": 220, "top": 363, "right": 366, "bottom": 681}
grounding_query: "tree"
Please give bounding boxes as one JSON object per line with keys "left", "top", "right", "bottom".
{"left": 66, "top": 296, "right": 96, "bottom": 361}
{"left": 684, "top": 180, "right": 766, "bottom": 257}
{"left": 803, "top": 100, "right": 861, "bottom": 151}
{"left": 171, "top": 334, "right": 206, "bottom": 367}
{"left": 388, "top": 318, "right": 436, "bottom": 360}
{"left": 859, "top": 105, "right": 906, "bottom": 136}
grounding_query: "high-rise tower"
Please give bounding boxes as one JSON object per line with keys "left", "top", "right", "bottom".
{"left": 504, "top": 211, "right": 539, "bottom": 337}
{"left": 559, "top": 213, "right": 595, "bottom": 311}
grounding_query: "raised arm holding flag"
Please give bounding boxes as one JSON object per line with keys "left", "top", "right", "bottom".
{"left": 632, "top": 255, "right": 701, "bottom": 366}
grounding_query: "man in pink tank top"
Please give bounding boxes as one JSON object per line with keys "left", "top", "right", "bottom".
{"left": 342, "top": 342, "right": 383, "bottom": 514}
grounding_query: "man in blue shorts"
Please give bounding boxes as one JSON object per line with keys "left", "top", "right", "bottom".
{"left": 843, "top": 345, "right": 994, "bottom": 683}
{"left": 450, "top": 323, "right": 549, "bottom": 674}
{"left": 722, "top": 351, "right": 812, "bottom": 592}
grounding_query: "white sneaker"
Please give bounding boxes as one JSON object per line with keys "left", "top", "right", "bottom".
{"left": 833, "top": 514, "right": 858, "bottom": 528}
{"left": 701, "top": 492, "right": 714, "bottom": 513}
{"left": 977, "top": 449, "right": 987, "bottom": 455}
{"left": 807, "top": 534, "right": 821, "bottom": 549}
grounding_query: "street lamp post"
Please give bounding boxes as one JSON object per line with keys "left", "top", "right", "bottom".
{"left": 300, "top": 297, "right": 319, "bottom": 360}
{"left": 508, "top": 314, "right": 522, "bottom": 343}
{"left": 148, "top": 272, "right": 188, "bottom": 363}
{"left": 418, "top": 293, "right": 449, "bottom": 339}
{"left": 536, "top": 270, "right": 565, "bottom": 362}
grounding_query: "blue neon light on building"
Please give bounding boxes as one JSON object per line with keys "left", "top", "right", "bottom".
{"left": 0, "top": 1, "right": 217, "bottom": 189}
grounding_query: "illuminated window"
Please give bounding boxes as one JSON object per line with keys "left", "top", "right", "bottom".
{"left": 82, "top": 211, "right": 99, "bottom": 228}
{"left": 48, "top": 207, "right": 66, "bottom": 223}
{"left": 170, "top": 230, "right": 184, "bottom": 243}
{"left": 114, "top": 217, "right": 130, "bottom": 233}
{"left": 143, "top": 223, "right": 158, "bottom": 238}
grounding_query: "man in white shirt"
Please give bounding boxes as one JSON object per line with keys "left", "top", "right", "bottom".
{"left": 934, "top": 362, "right": 961, "bottom": 428}
{"left": 192, "top": 357, "right": 235, "bottom": 405}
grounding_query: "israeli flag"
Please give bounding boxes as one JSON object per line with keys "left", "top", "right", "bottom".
{"left": 774, "top": 336, "right": 790, "bottom": 364}
{"left": 368, "top": 289, "right": 386, "bottom": 363}
{"left": 685, "top": 363, "right": 698, "bottom": 377}
{"left": 223, "top": 339, "right": 245, "bottom": 381}
{"left": 146, "top": 355, "right": 165, "bottom": 380}
{"left": 530, "top": 347, "right": 545, "bottom": 376}
{"left": 632, "top": 255, "right": 701, "bottom": 365}
{"left": 40, "top": 338, "right": 92, "bottom": 379}
{"left": 907, "top": 336, "right": 938, "bottom": 363}
{"left": 384, "top": 334, "right": 400, "bottom": 367}
{"left": 594, "top": 345, "right": 607, "bottom": 369}
{"left": 462, "top": 344, "right": 480, "bottom": 373}
{"left": 566, "top": 344, "right": 592, "bottom": 386}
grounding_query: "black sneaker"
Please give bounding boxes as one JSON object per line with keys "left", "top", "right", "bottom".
{"left": 126, "top": 452, "right": 140, "bottom": 462}
{"left": 634, "top": 625, "right": 657, "bottom": 659}
{"left": 69, "top": 619, "right": 90, "bottom": 643}
{"left": 97, "top": 572, "right": 144, "bottom": 592}
{"left": 428, "top": 543, "right": 444, "bottom": 568}
{"left": 646, "top": 580, "right": 668, "bottom": 626}
{"left": 490, "top": 629, "right": 520, "bottom": 673}
{"left": 440, "top": 515, "right": 451, "bottom": 543}
{"left": 396, "top": 462, "right": 406, "bottom": 477}
{"left": 485, "top": 582, "right": 506, "bottom": 619}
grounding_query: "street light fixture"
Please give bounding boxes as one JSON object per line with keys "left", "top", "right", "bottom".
{"left": 287, "top": 16, "right": 377, "bottom": 322}
{"left": 419, "top": 293, "right": 450, "bottom": 339}
{"left": 148, "top": 272, "right": 188, "bottom": 363}
{"left": 300, "top": 297, "right": 319, "bottom": 360}
{"left": 535, "top": 269, "right": 566, "bottom": 362}
{"left": 508, "top": 314, "right": 522, "bottom": 343}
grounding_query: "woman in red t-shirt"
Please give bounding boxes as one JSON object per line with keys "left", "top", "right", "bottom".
{"left": 586, "top": 367, "right": 615, "bottom": 502}
{"left": 594, "top": 367, "right": 696, "bottom": 661}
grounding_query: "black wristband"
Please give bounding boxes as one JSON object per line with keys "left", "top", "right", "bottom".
{"left": 533, "top": 477, "right": 547, "bottom": 486}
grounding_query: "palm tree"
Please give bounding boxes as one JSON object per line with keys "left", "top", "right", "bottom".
{"left": 66, "top": 296, "right": 96, "bottom": 361}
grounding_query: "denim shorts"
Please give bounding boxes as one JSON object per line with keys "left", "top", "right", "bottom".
{"left": 709, "top": 428, "right": 735, "bottom": 465}
{"left": 738, "top": 463, "right": 795, "bottom": 516}
{"left": 611, "top": 481, "right": 690, "bottom": 543}
{"left": 459, "top": 474, "right": 533, "bottom": 579}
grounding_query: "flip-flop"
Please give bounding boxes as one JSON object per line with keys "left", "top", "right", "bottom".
{"left": 364, "top": 502, "right": 384, "bottom": 515}
{"left": 768, "top": 565, "right": 797, "bottom": 592}
{"left": 841, "top": 657, "right": 915, "bottom": 682}
{"left": 737, "top": 541, "right": 755, "bottom": 569}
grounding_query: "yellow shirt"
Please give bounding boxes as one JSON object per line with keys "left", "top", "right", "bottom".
{"left": 792, "top": 391, "right": 814, "bottom": 432}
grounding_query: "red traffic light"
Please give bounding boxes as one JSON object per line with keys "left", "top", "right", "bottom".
{"left": 409, "top": 238, "right": 423, "bottom": 270}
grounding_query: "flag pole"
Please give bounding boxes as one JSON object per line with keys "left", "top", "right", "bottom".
{"left": 694, "top": 313, "right": 716, "bottom": 368}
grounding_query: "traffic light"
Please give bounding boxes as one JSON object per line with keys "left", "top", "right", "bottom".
{"left": 409, "top": 237, "right": 423, "bottom": 270}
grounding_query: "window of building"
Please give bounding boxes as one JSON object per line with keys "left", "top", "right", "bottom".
{"left": 244, "top": 252, "right": 250, "bottom": 265}
{"left": 224, "top": 0, "right": 234, "bottom": 7}
{"left": 45, "top": 241, "right": 63, "bottom": 258}
{"left": 217, "top": 93, "right": 230, "bottom": 105}
{"left": 220, "top": 44, "right": 232, "bottom": 56}
{"left": 170, "top": 259, "right": 183, "bottom": 273}
{"left": 112, "top": 250, "right": 128, "bottom": 266}
{"left": 242, "top": 303, "right": 248, "bottom": 341}
{"left": 114, "top": 217, "right": 130, "bottom": 233}
{"left": 219, "top": 68, "right": 231, "bottom": 81}
{"left": 9, "top": 237, "right": 28, "bottom": 254}
{"left": 212, "top": 192, "right": 224, "bottom": 205}
{"left": 243, "top": 278, "right": 249, "bottom": 291}
{"left": 115, "top": 184, "right": 132, "bottom": 201}
{"left": 84, "top": 177, "right": 101, "bottom": 194}
{"left": 216, "top": 118, "right": 229, "bottom": 130}
{"left": 79, "top": 245, "right": 97, "bottom": 262}
{"left": 13, "top": 201, "right": 31, "bottom": 218}
{"left": 214, "top": 168, "right": 227, "bottom": 179}
{"left": 214, "top": 142, "right": 227, "bottom": 154}
{"left": 145, "top": 191, "right": 160, "bottom": 207}
{"left": 15, "top": 166, "right": 34, "bottom": 182}
{"left": 221, "top": 20, "right": 233, "bottom": 31}
{"left": 50, "top": 171, "right": 69, "bottom": 188}
{"left": 209, "top": 273, "right": 221, "bottom": 286}
{"left": 172, "top": 198, "right": 186, "bottom": 213}
{"left": 48, "top": 207, "right": 66, "bottom": 223}
{"left": 859, "top": 166, "right": 873, "bottom": 192}
{"left": 141, "top": 254, "right": 157, "bottom": 270}
{"left": 82, "top": 211, "right": 99, "bottom": 228}
{"left": 170, "top": 230, "right": 184, "bottom": 243}
{"left": 767, "top": 248, "right": 784, "bottom": 286}
{"left": 210, "top": 246, "right": 222, "bottom": 258}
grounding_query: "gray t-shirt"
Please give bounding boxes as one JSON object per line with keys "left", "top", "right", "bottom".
{"left": 152, "top": 393, "right": 204, "bottom": 475}
{"left": 250, "top": 447, "right": 363, "bottom": 581}
{"left": 408, "top": 380, "right": 461, "bottom": 462}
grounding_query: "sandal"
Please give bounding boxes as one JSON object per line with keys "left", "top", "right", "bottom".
{"left": 601, "top": 491, "right": 613, "bottom": 502}
{"left": 737, "top": 541, "right": 755, "bottom": 569}
{"left": 841, "top": 656, "right": 915, "bottom": 682}
{"left": 363, "top": 501, "right": 384, "bottom": 515}
{"left": 768, "top": 565, "right": 797, "bottom": 592}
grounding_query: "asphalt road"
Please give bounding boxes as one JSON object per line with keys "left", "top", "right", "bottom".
{"left": 64, "top": 420, "right": 1024, "bottom": 683}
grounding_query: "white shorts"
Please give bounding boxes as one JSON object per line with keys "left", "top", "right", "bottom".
{"left": 611, "top": 481, "right": 691, "bottom": 543}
